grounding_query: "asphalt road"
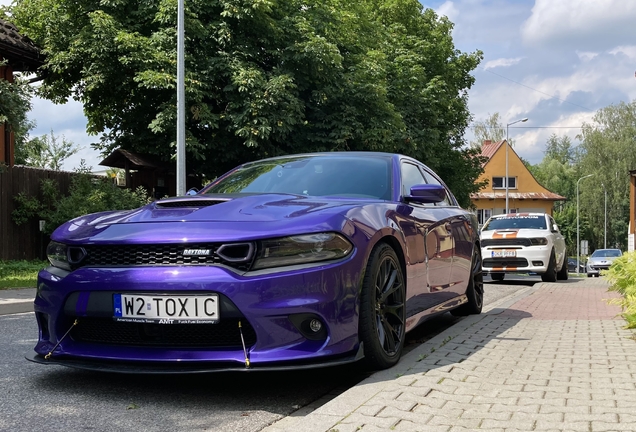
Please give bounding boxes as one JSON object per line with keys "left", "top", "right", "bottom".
{"left": 0, "top": 276, "right": 537, "bottom": 432}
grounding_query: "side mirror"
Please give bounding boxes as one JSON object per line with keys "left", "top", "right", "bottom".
{"left": 186, "top": 188, "right": 199, "bottom": 196}
{"left": 552, "top": 223, "right": 559, "bottom": 232}
{"left": 405, "top": 184, "right": 446, "bottom": 204}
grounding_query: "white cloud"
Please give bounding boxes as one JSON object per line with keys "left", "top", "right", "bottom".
{"left": 484, "top": 57, "right": 523, "bottom": 70}
{"left": 521, "top": 0, "right": 636, "bottom": 50}
{"left": 609, "top": 45, "right": 636, "bottom": 59}
{"left": 436, "top": 1, "right": 459, "bottom": 21}
{"left": 576, "top": 51, "right": 598, "bottom": 62}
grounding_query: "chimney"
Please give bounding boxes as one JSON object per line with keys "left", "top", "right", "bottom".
{"left": 483, "top": 140, "right": 492, "bottom": 146}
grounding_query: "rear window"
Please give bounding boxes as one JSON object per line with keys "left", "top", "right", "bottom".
{"left": 482, "top": 215, "right": 547, "bottom": 231}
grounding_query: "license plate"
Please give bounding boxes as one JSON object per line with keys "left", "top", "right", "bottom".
{"left": 113, "top": 294, "right": 219, "bottom": 324}
{"left": 491, "top": 250, "right": 516, "bottom": 258}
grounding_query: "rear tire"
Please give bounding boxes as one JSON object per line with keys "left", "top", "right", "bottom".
{"left": 359, "top": 243, "right": 406, "bottom": 370}
{"left": 541, "top": 250, "right": 557, "bottom": 282}
{"left": 451, "top": 246, "right": 484, "bottom": 317}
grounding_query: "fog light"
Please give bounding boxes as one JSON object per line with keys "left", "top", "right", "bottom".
{"left": 309, "top": 319, "right": 322, "bottom": 332}
{"left": 533, "top": 261, "right": 543, "bottom": 266}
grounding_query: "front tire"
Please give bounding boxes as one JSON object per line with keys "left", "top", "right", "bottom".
{"left": 451, "top": 246, "right": 484, "bottom": 316}
{"left": 491, "top": 273, "right": 505, "bottom": 281}
{"left": 541, "top": 250, "right": 557, "bottom": 282}
{"left": 359, "top": 243, "right": 406, "bottom": 370}
{"left": 557, "top": 253, "right": 568, "bottom": 280}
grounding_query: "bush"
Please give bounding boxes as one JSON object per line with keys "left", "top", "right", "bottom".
{"left": 13, "top": 162, "right": 151, "bottom": 234}
{"left": 605, "top": 251, "right": 636, "bottom": 328}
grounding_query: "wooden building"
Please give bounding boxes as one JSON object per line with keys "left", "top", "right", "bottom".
{"left": 0, "top": 18, "right": 43, "bottom": 166}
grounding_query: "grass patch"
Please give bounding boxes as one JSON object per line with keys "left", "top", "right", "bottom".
{"left": 0, "top": 260, "right": 47, "bottom": 289}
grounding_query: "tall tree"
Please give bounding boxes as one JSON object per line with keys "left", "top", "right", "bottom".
{"left": 16, "top": 130, "right": 81, "bottom": 170}
{"left": 470, "top": 112, "right": 505, "bottom": 147}
{"left": 0, "top": 70, "right": 33, "bottom": 157}
{"left": 10, "top": 0, "right": 483, "bottom": 205}
{"left": 578, "top": 101, "right": 636, "bottom": 251}
{"left": 544, "top": 133, "right": 574, "bottom": 165}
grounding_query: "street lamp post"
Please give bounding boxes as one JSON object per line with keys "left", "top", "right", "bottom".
{"left": 176, "top": 0, "right": 186, "bottom": 196}
{"left": 577, "top": 174, "right": 594, "bottom": 273}
{"left": 602, "top": 183, "right": 607, "bottom": 249}
{"left": 505, "top": 118, "right": 528, "bottom": 214}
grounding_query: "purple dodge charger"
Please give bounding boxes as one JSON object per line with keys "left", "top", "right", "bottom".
{"left": 28, "top": 152, "right": 483, "bottom": 372}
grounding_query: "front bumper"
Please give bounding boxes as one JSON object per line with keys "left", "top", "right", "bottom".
{"left": 32, "top": 258, "right": 363, "bottom": 371}
{"left": 481, "top": 245, "right": 552, "bottom": 274}
{"left": 587, "top": 265, "right": 610, "bottom": 275}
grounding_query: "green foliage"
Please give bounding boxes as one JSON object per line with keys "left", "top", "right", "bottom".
{"left": 10, "top": 0, "right": 484, "bottom": 207}
{"left": 16, "top": 130, "right": 81, "bottom": 170}
{"left": 544, "top": 133, "right": 574, "bottom": 165}
{"left": 577, "top": 101, "right": 636, "bottom": 251}
{"left": 13, "top": 162, "right": 151, "bottom": 234}
{"left": 605, "top": 251, "right": 636, "bottom": 328}
{"left": 0, "top": 260, "right": 47, "bottom": 289}
{"left": 469, "top": 112, "right": 505, "bottom": 148}
{"left": 0, "top": 69, "right": 33, "bottom": 151}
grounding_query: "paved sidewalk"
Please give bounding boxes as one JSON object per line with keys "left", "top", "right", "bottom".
{"left": 0, "top": 288, "right": 35, "bottom": 315}
{"left": 264, "top": 278, "right": 636, "bottom": 432}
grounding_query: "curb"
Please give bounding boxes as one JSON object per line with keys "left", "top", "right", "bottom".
{"left": 0, "top": 288, "right": 36, "bottom": 316}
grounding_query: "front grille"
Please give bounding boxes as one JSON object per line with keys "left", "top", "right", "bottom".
{"left": 71, "top": 317, "right": 257, "bottom": 348}
{"left": 482, "top": 238, "right": 532, "bottom": 247}
{"left": 483, "top": 258, "right": 529, "bottom": 268}
{"left": 77, "top": 244, "right": 253, "bottom": 271}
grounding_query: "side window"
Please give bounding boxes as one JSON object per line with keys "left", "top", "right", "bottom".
{"left": 400, "top": 162, "right": 427, "bottom": 197}
{"left": 421, "top": 169, "right": 452, "bottom": 206}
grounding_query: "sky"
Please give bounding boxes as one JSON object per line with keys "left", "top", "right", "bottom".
{"left": 4, "top": 0, "right": 636, "bottom": 170}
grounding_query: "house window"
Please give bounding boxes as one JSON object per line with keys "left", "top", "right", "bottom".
{"left": 477, "top": 209, "right": 492, "bottom": 225}
{"left": 492, "top": 177, "right": 516, "bottom": 189}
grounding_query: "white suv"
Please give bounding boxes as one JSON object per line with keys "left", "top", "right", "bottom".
{"left": 480, "top": 213, "right": 567, "bottom": 282}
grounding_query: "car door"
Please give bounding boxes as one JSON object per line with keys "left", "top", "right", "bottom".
{"left": 397, "top": 161, "right": 453, "bottom": 318}
{"left": 421, "top": 168, "right": 473, "bottom": 296}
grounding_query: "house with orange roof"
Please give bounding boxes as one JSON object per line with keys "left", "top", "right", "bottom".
{"left": 471, "top": 140, "right": 566, "bottom": 225}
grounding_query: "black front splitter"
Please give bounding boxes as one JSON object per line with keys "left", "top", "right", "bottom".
{"left": 25, "top": 345, "right": 365, "bottom": 374}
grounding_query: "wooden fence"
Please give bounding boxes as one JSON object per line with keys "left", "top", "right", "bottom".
{"left": 0, "top": 165, "right": 75, "bottom": 261}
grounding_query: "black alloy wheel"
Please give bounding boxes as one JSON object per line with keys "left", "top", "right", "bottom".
{"left": 452, "top": 246, "right": 484, "bottom": 316}
{"left": 359, "top": 243, "right": 406, "bottom": 370}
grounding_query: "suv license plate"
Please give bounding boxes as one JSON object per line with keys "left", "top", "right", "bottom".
{"left": 491, "top": 250, "right": 516, "bottom": 258}
{"left": 113, "top": 294, "right": 219, "bottom": 324}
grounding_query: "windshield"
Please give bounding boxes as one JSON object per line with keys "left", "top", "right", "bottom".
{"left": 204, "top": 154, "right": 392, "bottom": 200}
{"left": 481, "top": 215, "right": 547, "bottom": 231}
{"left": 591, "top": 249, "right": 622, "bottom": 258}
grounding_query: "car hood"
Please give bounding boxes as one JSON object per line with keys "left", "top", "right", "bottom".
{"left": 480, "top": 228, "right": 548, "bottom": 240}
{"left": 52, "top": 194, "right": 377, "bottom": 244}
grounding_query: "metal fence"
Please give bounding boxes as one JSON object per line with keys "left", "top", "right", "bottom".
{"left": 0, "top": 165, "right": 74, "bottom": 261}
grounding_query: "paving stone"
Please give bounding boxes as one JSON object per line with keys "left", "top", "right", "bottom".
{"left": 264, "top": 280, "right": 636, "bottom": 432}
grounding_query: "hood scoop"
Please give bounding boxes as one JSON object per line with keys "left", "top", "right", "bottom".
{"left": 155, "top": 197, "right": 231, "bottom": 208}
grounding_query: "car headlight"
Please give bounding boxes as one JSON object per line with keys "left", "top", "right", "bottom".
{"left": 529, "top": 238, "right": 548, "bottom": 246}
{"left": 46, "top": 241, "right": 71, "bottom": 271}
{"left": 252, "top": 233, "right": 353, "bottom": 270}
